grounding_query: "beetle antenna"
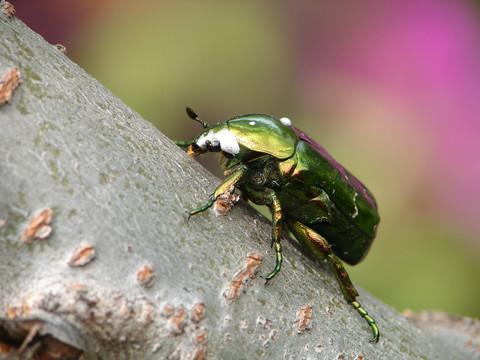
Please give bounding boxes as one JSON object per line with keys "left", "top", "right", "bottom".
{"left": 186, "top": 107, "right": 208, "bottom": 128}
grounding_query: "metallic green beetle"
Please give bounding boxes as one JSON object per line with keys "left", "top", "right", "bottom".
{"left": 175, "top": 107, "right": 380, "bottom": 342}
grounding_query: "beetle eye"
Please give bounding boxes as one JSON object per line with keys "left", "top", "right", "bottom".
{"left": 211, "top": 140, "right": 221, "bottom": 152}
{"left": 204, "top": 139, "right": 221, "bottom": 152}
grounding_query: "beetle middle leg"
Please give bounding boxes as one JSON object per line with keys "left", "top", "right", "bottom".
{"left": 261, "top": 191, "right": 283, "bottom": 283}
{"left": 286, "top": 218, "right": 380, "bottom": 342}
{"left": 243, "top": 188, "right": 284, "bottom": 283}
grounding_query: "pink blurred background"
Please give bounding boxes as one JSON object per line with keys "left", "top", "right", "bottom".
{"left": 14, "top": 0, "right": 480, "bottom": 318}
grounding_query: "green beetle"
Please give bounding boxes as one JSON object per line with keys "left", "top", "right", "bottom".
{"left": 175, "top": 107, "right": 380, "bottom": 342}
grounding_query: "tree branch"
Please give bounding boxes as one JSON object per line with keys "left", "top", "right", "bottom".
{"left": 0, "top": 6, "right": 477, "bottom": 359}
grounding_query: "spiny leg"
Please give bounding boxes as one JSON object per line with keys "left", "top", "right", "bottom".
{"left": 186, "top": 165, "right": 247, "bottom": 219}
{"left": 174, "top": 140, "right": 194, "bottom": 147}
{"left": 326, "top": 253, "right": 379, "bottom": 342}
{"left": 351, "top": 301, "right": 379, "bottom": 343}
{"left": 261, "top": 192, "right": 283, "bottom": 282}
{"left": 244, "top": 188, "right": 283, "bottom": 282}
{"left": 187, "top": 197, "right": 215, "bottom": 219}
{"left": 262, "top": 240, "right": 282, "bottom": 283}
{"left": 286, "top": 218, "right": 380, "bottom": 342}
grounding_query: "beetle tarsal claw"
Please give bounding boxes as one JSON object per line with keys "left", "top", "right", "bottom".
{"left": 260, "top": 275, "right": 272, "bottom": 285}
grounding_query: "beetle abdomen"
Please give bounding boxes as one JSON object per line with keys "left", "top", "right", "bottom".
{"left": 282, "top": 136, "right": 380, "bottom": 265}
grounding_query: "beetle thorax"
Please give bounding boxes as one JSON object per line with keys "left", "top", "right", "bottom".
{"left": 241, "top": 156, "right": 288, "bottom": 193}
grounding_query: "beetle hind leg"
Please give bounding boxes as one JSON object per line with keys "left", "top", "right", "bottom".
{"left": 351, "top": 301, "right": 380, "bottom": 342}
{"left": 286, "top": 218, "right": 380, "bottom": 342}
{"left": 328, "top": 253, "right": 379, "bottom": 342}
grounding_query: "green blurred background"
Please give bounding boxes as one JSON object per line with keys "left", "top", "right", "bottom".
{"left": 15, "top": 0, "right": 480, "bottom": 319}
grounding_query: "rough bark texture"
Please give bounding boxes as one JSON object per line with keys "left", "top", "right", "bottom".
{"left": 0, "top": 6, "right": 478, "bottom": 360}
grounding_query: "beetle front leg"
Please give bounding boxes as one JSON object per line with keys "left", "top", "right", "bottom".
{"left": 174, "top": 140, "right": 194, "bottom": 147}
{"left": 187, "top": 165, "right": 247, "bottom": 219}
{"left": 286, "top": 218, "right": 380, "bottom": 343}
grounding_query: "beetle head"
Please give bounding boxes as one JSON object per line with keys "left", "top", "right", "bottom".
{"left": 185, "top": 108, "right": 298, "bottom": 160}
{"left": 188, "top": 124, "right": 241, "bottom": 157}
{"left": 184, "top": 107, "right": 240, "bottom": 157}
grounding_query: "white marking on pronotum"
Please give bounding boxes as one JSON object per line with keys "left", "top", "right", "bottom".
{"left": 196, "top": 128, "right": 240, "bottom": 155}
{"left": 249, "top": 121, "right": 256, "bottom": 126}
{"left": 279, "top": 117, "right": 291, "bottom": 126}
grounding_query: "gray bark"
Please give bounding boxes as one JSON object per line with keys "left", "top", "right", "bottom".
{"left": 0, "top": 7, "right": 478, "bottom": 360}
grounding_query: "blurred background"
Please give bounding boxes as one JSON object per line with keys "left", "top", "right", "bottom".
{"left": 14, "top": 0, "right": 480, "bottom": 319}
